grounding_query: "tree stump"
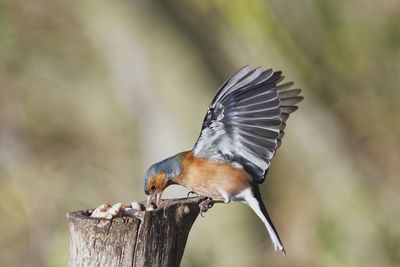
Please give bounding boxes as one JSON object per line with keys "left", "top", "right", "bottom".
{"left": 66, "top": 197, "right": 206, "bottom": 267}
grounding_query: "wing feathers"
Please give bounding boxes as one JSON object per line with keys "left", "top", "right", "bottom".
{"left": 281, "top": 106, "right": 299, "bottom": 114}
{"left": 193, "top": 66, "right": 302, "bottom": 183}
{"left": 240, "top": 127, "right": 279, "bottom": 140}
{"left": 230, "top": 68, "right": 263, "bottom": 91}
{"left": 236, "top": 91, "right": 278, "bottom": 105}
{"left": 281, "top": 113, "right": 290, "bottom": 122}
{"left": 279, "top": 88, "right": 301, "bottom": 98}
{"left": 276, "top": 81, "right": 294, "bottom": 91}
{"left": 236, "top": 102, "right": 280, "bottom": 114}
{"left": 280, "top": 96, "right": 304, "bottom": 106}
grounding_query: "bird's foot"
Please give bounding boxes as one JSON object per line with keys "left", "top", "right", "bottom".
{"left": 187, "top": 191, "right": 199, "bottom": 198}
{"left": 199, "top": 198, "right": 214, "bottom": 217}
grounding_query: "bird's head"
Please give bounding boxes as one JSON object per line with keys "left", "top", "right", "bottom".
{"left": 144, "top": 153, "right": 184, "bottom": 207}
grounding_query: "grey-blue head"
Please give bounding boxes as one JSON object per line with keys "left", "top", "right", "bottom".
{"left": 144, "top": 153, "right": 184, "bottom": 205}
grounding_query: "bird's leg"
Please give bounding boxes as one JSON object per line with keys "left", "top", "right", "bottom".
{"left": 199, "top": 198, "right": 214, "bottom": 217}
{"left": 187, "top": 191, "right": 199, "bottom": 198}
{"left": 198, "top": 189, "right": 231, "bottom": 216}
{"left": 199, "top": 198, "right": 226, "bottom": 217}
{"left": 199, "top": 199, "right": 227, "bottom": 217}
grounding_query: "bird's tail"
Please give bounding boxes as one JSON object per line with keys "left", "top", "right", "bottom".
{"left": 245, "top": 185, "right": 286, "bottom": 255}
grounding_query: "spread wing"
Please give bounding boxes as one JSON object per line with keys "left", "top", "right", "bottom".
{"left": 193, "top": 66, "right": 303, "bottom": 183}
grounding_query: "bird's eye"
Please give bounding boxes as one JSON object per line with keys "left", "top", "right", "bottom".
{"left": 151, "top": 185, "right": 156, "bottom": 192}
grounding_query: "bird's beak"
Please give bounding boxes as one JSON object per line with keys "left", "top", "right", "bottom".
{"left": 146, "top": 194, "right": 153, "bottom": 206}
{"left": 155, "top": 192, "right": 162, "bottom": 207}
{"left": 146, "top": 193, "right": 162, "bottom": 207}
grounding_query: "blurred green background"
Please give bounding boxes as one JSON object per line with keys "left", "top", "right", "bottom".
{"left": 1, "top": 0, "right": 400, "bottom": 266}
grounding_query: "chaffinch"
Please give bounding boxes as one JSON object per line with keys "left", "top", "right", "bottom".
{"left": 144, "top": 66, "right": 303, "bottom": 254}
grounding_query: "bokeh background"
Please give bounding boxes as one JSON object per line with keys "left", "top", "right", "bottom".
{"left": 1, "top": 0, "right": 400, "bottom": 266}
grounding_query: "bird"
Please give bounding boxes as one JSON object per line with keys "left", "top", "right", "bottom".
{"left": 144, "top": 65, "right": 303, "bottom": 254}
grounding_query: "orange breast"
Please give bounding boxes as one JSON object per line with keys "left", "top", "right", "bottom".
{"left": 173, "top": 151, "right": 251, "bottom": 198}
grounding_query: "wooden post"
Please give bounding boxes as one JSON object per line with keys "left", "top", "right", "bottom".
{"left": 66, "top": 197, "right": 206, "bottom": 267}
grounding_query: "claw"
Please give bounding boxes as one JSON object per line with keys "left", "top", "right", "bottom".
{"left": 199, "top": 198, "right": 214, "bottom": 217}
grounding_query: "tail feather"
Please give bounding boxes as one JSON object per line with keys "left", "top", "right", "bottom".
{"left": 245, "top": 185, "right": 286, "bottom": 255}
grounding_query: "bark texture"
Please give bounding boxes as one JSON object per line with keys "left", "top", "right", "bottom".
{"left": 67, "top": 197, "right": 206, "bottom": 267}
